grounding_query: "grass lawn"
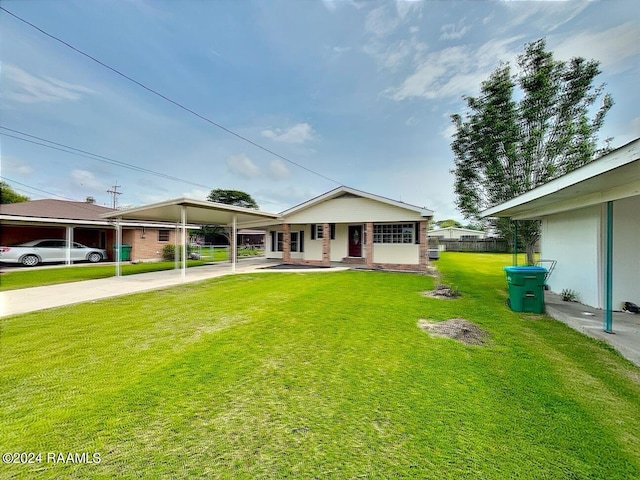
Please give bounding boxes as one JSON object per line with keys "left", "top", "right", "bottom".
{"left": 0, "top": 260, "right": 206, "bottom": 291}
{"left": 1, "top": 253, "right": 639, "bottom": 478}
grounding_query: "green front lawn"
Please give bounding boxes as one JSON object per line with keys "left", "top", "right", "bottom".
{"left": 1, "top": 253, "right": 638, "bottom": 478}
{"left": 0, "top": 260, "right": 206, "bottom": 291}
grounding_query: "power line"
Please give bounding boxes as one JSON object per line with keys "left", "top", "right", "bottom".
{"left": 0, "top": 127, "right": 290, "bottom": 209}
{"left": 1, "top": 6, "right": 343, "bottom": 186}
{"left": 0, "top": 175, "right": 76, "bottom": 201}
{"left": 0, "top": 126, "right": 213, "bottom": 190}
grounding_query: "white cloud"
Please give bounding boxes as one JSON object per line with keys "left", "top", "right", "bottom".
{"left": 501, "top": 0, "right": 589, "bottom": 33}
{"left": 1, "top": 155, "right": 34, "bottom": 175}
{"left": 70, "top": 170, "right": 104, "bottom": 191}
{"left": 551, "top": 22, "right": 640, "bottom": 74}
{"left": 181, "top": 189, "right": 209, "bottom": 200}
{"left": 632, "top": 117, "right": 640, "bottom": 137}
{"left": 226, "top": 153, "right": 261, "bottom": 178}
{"left": 2, "top": 64, "right": 95, "bottom": 104}
{"left": 365, "top": 4, "right": 399, "bottom": 37}
{"left": 268, "top": 159, "right": 291, "bottom": 180}
{"left": 441, "top": 123, "right": 457, "bottom": 140}
{"left": 386, "top": 36, "right": 522, "bottom": 101}
{"left": 395, "top": 0, "right": 423, "bottom": 21}
{"left": 440, "top": 20, "right": 471, "bottom": 40}
{"left": 261, "top": 122, "right": 316, "bottom": 144}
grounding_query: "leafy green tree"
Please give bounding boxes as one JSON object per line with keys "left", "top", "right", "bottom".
{"left": 451, "top": 39, "right": 613, "bottom": 264}
{"left": 202, "top": 189, "right": 259, "bottom": 245}
{"left": 207, "top": 189, "right": 258, "bottom": 209}
{"left": 435, "top": 219, "right": 463, "bottom": 229}
{"left": 0, "top": 182, "right": 30, "bottom": 204}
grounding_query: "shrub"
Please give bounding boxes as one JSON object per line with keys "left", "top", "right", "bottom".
{"left": 561, "top": 289, "right": 579, "bottom": 302}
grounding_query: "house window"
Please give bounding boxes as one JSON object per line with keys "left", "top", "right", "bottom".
{"left": 270, "top": 230, "right": 304, "bottom": 252}
{"left": 158, "top": 230, "right": 170, "bottom": 242}
{"left": 373, "top": 223, "right": 415, "bottom": 244}
{"left": 460, "top": 235, "right": 479, "bottom": 240}
{"left": 311, "top": 224, "right": 335, "bottom": 240}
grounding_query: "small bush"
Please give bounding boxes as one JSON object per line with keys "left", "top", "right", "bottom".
{"left": 561, "top": 289, "right": 579, "bottom": 302}
{"left": 162, "top": 244, "right": 194, "bottom": 261}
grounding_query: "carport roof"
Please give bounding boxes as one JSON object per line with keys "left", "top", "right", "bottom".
{"left": 101, "top": 197, "right": 281, "bottom": 225}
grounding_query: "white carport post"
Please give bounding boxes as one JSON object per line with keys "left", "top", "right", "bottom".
{"left": 115, "top": 217, "right": 122, "bottom": 277}
{"left": 231, "top": 214, "right": 237, "bottom": 273}
{"left": 181, "top": 205, "right": 187, "bottom": 281}
{"left": 65, "top": 226, "right": 74, "bottom": 265}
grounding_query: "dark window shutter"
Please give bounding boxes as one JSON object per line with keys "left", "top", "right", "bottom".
{"left": 310, "top": 225, "right": 316, "bottom": 240}
{"left": 299, "top": 231, "right": 304, "bottom": 252}
{"left": 270, "top": 231, "right": 276, "bottom": 252}
{"left": 330, "top": 223, "right": 336, "bottom": 240}
{"left": 415, "top": 222, "right": 420, "bottom": 244}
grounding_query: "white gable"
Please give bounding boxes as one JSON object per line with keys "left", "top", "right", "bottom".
{"left": 284, "top": 193, "right": 427, "bottom": 224}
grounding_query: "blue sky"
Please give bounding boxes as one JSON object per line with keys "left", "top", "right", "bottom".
{"left": 1, "top": 0, "right": 638, "bottom": 221}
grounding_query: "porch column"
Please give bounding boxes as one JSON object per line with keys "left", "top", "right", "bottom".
{"left": 322, "top": 222, "right": 330, "bottom": 266}
{"left": 65, "top": 226, "right": 74, "bottom": 265}
{"left": 283, "top": 223, "right": 291, "bottom": 263}
{"left": 231, "top": 214, "right": 237, "bottom": 273}
{"left": 115, "top": 217, "right": 122, "bottom": 277}
{"left": 604, "top": 201, "right": 613, "bottom": 333}
{"left": 181, "top": 205, "right": 187, "bottom": 281}
{"left": 365, "top": 222, "right": 374, "bottom": 268}
{"left": 419, "top": 220, "right": 429, "bottom": 269}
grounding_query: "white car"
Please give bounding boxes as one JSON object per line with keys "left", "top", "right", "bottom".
{"left": 0, "top": 239, "right": 108, "bottom": 266}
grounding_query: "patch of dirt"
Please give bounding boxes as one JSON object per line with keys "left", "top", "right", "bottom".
{"left": 418, "top": 319, "right": 489, "bottom": 346}
{"left": 421, "top": 284, "right": 460, "bottom": 299}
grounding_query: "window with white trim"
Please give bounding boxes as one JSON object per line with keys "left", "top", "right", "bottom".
{"left": 373, "top": 223, "right": 415, "bottom": 244}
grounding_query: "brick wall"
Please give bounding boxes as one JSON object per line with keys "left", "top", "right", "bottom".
{"left": 128, "top": 228, "right": 176, "bottom": 261}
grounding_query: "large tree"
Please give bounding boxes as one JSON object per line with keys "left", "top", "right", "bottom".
{"left": 202, "top": 189, "right": 259, "bottom": 244}
{"left": 207, "top": 189, "right": 258, "bottom": 209}
{"left": 0, "top": 182, "right": 29, "bottom": 204}
{"left": 451, "top": 39, "right": 613, "bottom": 264}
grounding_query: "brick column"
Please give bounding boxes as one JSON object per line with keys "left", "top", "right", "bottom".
{"left": 322, "top": 222, "right": 330, "bottom": 266}
{"left": 365, "top": 222, "right": 374, "bottom": 268}
{"left": 283, "top": 223, "right": 291, "bottom": 263}
{"left": 419, "top": 220, "right": 429, "bottom": 269}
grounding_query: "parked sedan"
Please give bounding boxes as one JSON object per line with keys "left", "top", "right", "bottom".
{"left": 0, "top": 239, "right": 108, "bottom": 266}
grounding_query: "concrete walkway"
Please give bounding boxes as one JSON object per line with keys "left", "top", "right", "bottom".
{"left": 0, "top": 259, "right": 348, "bottom": 318}
{"left": 545, "top": 291, "right": 640, "bottom": 367}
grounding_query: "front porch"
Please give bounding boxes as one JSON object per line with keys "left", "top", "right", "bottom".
{"left": 268, "top": 220, "right": 430, "bottom": 273}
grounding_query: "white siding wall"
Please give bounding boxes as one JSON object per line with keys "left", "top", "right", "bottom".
{"left": 541, "top": 205, "right": 601, "bottom": 307}
{"left": 330, "top": 224, "right": 349, "bottom": 261}
{"left": 373, "top": 244, "right": 420, "bottom": 264}
{"left": 612, "top": 196, "right": 640, "bottom": 307}
{"left": 285, "top": 196, "right": 424, "bottom": 223}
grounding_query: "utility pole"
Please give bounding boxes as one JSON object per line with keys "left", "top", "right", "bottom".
{"left": 107, "top": 182, "right": 122, "bottom": 209}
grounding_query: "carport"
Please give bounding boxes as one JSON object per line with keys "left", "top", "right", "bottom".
{"left": 102, "top": 198, "right": 280, "bottom": 279}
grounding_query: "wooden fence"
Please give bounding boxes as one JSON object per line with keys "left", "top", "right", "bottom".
{"left": 429, "top": 238, "right": 509, "bottom": 253}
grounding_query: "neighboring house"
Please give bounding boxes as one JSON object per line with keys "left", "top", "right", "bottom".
{"left": 428, "top": 227, "right": 486, "bottom": 240}
{"left": 481, "top": 138, "right": 639, "bottom": 311}
{"left": 0, "top": 199, "right": 185, "bottom": 262}
{"left": 244, "top": 186, "right": 434, "bottom": 272}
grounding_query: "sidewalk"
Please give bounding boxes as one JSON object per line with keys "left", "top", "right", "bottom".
{"left": 545, "top": 291, "right": 640, "bottom": 367}
{"left": 0, "top": 259, "right": 347, "bottom": 318}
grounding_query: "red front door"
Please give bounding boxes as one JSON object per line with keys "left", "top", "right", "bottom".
{"left": 348, "top": 225, "right": 362, "bottom": 257}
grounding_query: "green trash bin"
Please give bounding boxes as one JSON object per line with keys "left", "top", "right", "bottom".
{"left": 504, "top": 266, "right": 547, "bottom": 313}
{"left": 114, "top": 244, "right": 132, "bottom": 261}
